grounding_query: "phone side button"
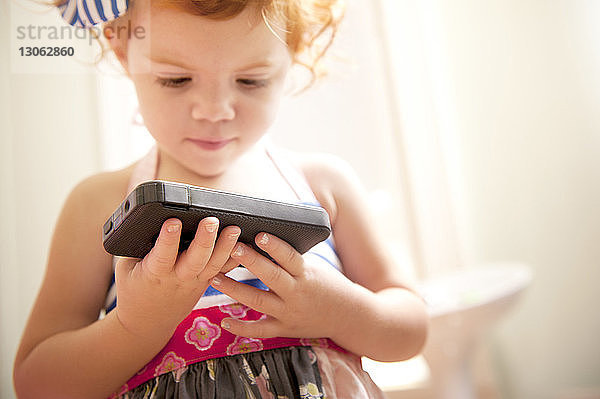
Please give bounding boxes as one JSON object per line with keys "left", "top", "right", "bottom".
{"left": 164, "top": 184, "right": 189, "bottom": 206}
{"left": 113, "top": 208, "right": 123, "bottom": 227}
{"left": 103, "top": 219, "right": 113, "bottom": 236}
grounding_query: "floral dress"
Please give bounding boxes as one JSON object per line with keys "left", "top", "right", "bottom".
{"left": 107, "top": 144, "right": 385, "bottom": 399}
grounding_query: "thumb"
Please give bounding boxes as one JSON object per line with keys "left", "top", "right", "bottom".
{"left": 115, "top": 256, "right": 138, "bottom": 277}
{"left": 144, "top": 218, "right": 182, "bottom": 275}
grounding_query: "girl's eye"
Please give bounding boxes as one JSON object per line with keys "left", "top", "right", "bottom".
{"left": 237, "top": 78, "right": 268, "bottom": 89}
{"left": 156, "top": 77, "right": 191, "bottom": 88}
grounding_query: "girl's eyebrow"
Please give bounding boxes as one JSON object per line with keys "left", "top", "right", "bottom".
{"left": 148, "top": 53, "right": 276, "bottom": 73}
{"left": 148, "top": 55, "right": 194, "bottom": 71}
{"left": 235, "top": 61, "right": 274, "bottom": 72}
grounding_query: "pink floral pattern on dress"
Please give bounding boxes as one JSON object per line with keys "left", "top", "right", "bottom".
{"left": 173, "top": 366, "right": 187, "bottom": 382}
{"left": 227, "top": 336, "right": 264, "bottom": 355}
{"left": 184, "top": 316, "right": 221, "bottom": 351}
{"left": 155, "top": 352, "right": 186, "bottom": 376}
{"left": 219, "top": 303, "right": 249, "bottom": 318}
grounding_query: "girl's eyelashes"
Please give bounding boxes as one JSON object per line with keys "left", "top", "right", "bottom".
{"left": 156, "top": 77, "right": 191, "bottom": 88}
{"left": 236, "top": 78, "right": 269, "bottom": 89}
{"left": 154, "top": 76, "right": 269, "bottom": 89}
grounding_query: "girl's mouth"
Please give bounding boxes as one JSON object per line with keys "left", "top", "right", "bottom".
{"left": 188, "top": 138, "right": 234, "bottom": 151}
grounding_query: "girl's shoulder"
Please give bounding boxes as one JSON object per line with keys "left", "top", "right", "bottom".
{"left": 290, "top": 151, "right": 365, "bottom": 226}
{"left": 60, "top": 162, "right": 139, "bottom": 246}
{"left": 69, "top": 162, "right": 137, "bottom": 218}
{"left": 48, "top": 161, "right": 139, "bottom": 273}
{"left": 291, "top": 154, "right": 408, "bottom": 292}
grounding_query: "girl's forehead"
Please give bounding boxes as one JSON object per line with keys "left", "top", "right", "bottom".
{"left": 130, "top": 0, "right": 275, "bottom": 44}
{"left": 130, "top": 1, "right": 289, "bottom": 71}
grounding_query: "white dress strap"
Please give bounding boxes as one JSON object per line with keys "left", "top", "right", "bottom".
{"left": 263, "top": 140, "right": 342, "bottom": 272}
{"left": 264, "top": 140, "right": 320, "bottom": 205}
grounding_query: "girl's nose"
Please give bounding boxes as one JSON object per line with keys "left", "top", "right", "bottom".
{"left": 190, "top": 86, "right": 235, "bottom": 122}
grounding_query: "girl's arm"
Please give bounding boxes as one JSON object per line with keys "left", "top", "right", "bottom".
{"left": 211, "top": 153, "right": 428, "bottom": 361}
{"left": 13, "top": 173, "right": 240, "bottom": 398}
{"left": 13, "top": 174, "right": 156, "bottom": 399}
{"left": 302, "top": 154, "right": 429, "bottom": 360}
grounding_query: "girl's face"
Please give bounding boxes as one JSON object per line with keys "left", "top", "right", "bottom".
{"left": 114, "top": 2, "right": 292, "bottom": 178}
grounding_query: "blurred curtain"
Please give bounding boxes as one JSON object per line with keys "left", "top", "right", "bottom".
{"left": 1, "top": 2, "right": 101, "bottom": 398}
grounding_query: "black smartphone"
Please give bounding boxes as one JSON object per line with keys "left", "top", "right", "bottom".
{"left": 102, "top": 180, "right": 331, "bottom": 259}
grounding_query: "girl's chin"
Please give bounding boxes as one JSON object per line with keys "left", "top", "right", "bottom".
{"left": 159, "top": 151, "right": 231, "bottom": 181}
{"left": 184, "top": 160, "right": 230, "bottom": 179}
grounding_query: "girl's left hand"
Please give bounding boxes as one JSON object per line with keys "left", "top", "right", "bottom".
{"left": 210, "top": 233, "right": 355, "bottom": 339}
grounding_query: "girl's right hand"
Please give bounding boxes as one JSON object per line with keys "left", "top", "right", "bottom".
{"left": 114, "top": 217, "right": 240, "bottom": 342}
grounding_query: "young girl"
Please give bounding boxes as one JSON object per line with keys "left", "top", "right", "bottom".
{"left": 13, "top": 0, "right": 428, "bottom": 398}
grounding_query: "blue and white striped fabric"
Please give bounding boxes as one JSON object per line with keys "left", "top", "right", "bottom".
{"left": 57, "top": 0, "right": 130, "bottom": 28}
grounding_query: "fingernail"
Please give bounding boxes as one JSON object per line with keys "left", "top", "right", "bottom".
{"left": 232, "top": 243, "right": 244, "bottom": 258}
{"left": 229, "top": 227, "right": 241, "bottom": 238}
{"left": 258, "top": 233, "right": 269, "bottom": 246}
{"left": 205, "top": 220, "right": 218, "bottom": 233}
{"left": 221, "top": 319, "right": 231, "bottom": 329}
{"left": 167, "top": 223, "right": 180, "bottom": 233}
{"left": 211, "top": 276, "right": 221, "bottom": 286}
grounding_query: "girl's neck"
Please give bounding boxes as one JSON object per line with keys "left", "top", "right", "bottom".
{"left": 155, "top": 143, "right": 267, "bottom": 193}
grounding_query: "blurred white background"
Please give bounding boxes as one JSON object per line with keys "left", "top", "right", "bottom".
{"left": 2, "top": 0, "right": 599, "bottom": 398}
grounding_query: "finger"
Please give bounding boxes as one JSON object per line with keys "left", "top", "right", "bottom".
{"left": 220, "top": 316, "right": 284, "bottom": 339}
{"left": 176, "top": 217, "right": 219, "bottom": 280}
{"left": 210, "top": 273, "right": 283, "bottom": 316}
{"left": 114, "top": 257, "right": 138, "bottom": 280}
{"left": 220, "top": 257, "right": 240, "bottom": 274}
{"left": 196, "top": 225, "right": 241, "bottom": 281}
{"left": 254, "top": 233, "right": 304, "bottom": 277}
{"left": 144, "top": 218, "right": 181, "bottom": 276}
{"left": 230, "top": 242, "right": 296, "bottom": 295}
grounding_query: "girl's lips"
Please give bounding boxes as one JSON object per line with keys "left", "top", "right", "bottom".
{"left": 188, "top": 138, "right": 234, "bottom": 151}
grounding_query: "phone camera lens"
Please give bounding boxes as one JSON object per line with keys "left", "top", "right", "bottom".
{"left": 124, "top": 200, "right": 130, "bottom": 213}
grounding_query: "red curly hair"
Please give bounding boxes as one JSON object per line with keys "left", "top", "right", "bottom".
{"left": 53, "top": 0, "right": 345, "bottom": 87}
